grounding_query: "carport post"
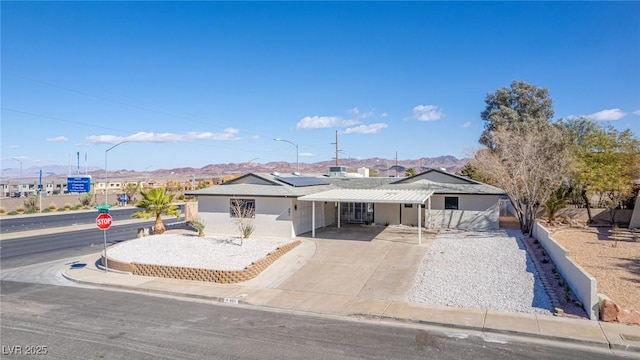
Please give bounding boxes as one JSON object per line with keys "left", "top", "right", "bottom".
{"left": 428, "top": 197, "right": 432, "bottom": 230}
{"left": 337, "top": 202, "right": 341, "bottom": 228}
{"left": 312, "top": 201, "right": 316, "bottom": 238}
{"left": 418, "top": 202, "right": 422, "bottom": 245}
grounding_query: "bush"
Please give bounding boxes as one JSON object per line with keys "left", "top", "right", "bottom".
{"left": 242, "top": 224, "right": 255, "bottom": 239}
{"left": 189, "top": 217, "right": 207, "bottom": 236}
{"left": 16, "top": 207, "right": 25, "bottom": 213}
{"left": 63, "top": 203, "right": 72, "bottom": 210}
{"left": 48, "top": 204, "right": 57, "bottom": 211}
{"left": 8, "top": 211, "right": 18, "bottom": 215}
{"left": 0, "top": 207, "right": 5, "bottom": 214}
{"left": 42, "top": 208, "right": 51, "bottom": 213}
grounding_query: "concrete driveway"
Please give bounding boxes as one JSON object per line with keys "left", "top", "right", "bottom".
{"left": 276, "top": 225, "right": 435, "bottom": 301}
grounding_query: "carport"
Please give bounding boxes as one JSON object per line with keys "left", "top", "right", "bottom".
{"left": 298, "top": 189, "right": 434, "bottom": 244}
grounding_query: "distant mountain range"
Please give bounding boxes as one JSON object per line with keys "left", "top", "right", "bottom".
{"left": 1, "top": 156, "right": 470, "bottom": 180}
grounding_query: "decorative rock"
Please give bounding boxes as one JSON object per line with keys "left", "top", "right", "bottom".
{"left": 617, "top": 309, "right": 640, "bottom": 325}
{"left": 601, "top": 299, "right": 621, "bottom": 322}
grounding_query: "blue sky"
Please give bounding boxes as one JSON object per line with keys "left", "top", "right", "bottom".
{"left": 2, "top": 1, "right": 639, "bottom": 173}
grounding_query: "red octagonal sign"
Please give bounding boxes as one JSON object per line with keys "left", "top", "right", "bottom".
{"left": 96, "top": 213, "right": 113, "bottom": 230}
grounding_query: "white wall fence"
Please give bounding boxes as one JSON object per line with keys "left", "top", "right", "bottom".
{"left": 532, "top": 221, "right": 598, "bottom": 320}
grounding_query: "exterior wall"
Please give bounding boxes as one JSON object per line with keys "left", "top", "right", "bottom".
{"left": 630, "top": 194, "right": 640, "bottom": 229}
{"left": 374, "top": 203, "right": 400, "bottom": 225}
{"left": 400, "top": 204, "right": 422, "bottom": 226}
{"left": 324, "top": 202, "right": 336, "bottom": 227}
{"left": 199, "top": 196, "right": 295, "bottom": 238}
{"left": 425, "top": 195, "right": 501, "bottom": 230}
{"left": 533, "top": 221, "right": 598, "bottom": 320}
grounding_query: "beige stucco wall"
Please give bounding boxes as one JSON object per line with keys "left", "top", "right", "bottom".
{"left": 199, "top": 196, "right": 296, "bottom": 238}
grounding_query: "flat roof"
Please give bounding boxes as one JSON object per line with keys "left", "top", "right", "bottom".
{"left": 297, "top": 189, "right": 434, "bottom": 204}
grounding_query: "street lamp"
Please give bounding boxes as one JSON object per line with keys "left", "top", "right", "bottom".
{"left": 11, "top": 157, "right": 22, "bottom": 197}
{"left": 105, "top": 141, "right": 128, "bottom": 206}
{"left": 273, "top": 138, "right": 299, "bottom": 174}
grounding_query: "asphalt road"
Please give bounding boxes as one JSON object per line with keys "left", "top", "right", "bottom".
{"left": 0, "top": 281, "right": 617, "bottom": 360}
{"left": 0, "top": 206, "right": 183, "bottom": 233}
{"left": 0, "top": 219, "right": 186, "bottom": 269}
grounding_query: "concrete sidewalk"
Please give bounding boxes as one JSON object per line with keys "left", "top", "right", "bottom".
{"left": 60, "top": 237, "right": 640, "bottom": 356}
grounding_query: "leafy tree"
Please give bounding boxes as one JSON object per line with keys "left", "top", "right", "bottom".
{"left": 404, "top": 168, "right": 417, "bottom": 177}
{"left": 544, "top": 186, "right": 571, "bottom": 223}
{"left": 456, "top": 162, "right": 493, "bottom": 184}
{"left": 474, "top": 121, "right": 573, "bottom": 235}
{"left": 131, "top": 188, "right": 181, "bottom": 234}
{"left": 79, "top": 191, "right": 94, "bottom": 207}
{"left": 122, "top": 182, "right": 140, "bottom": 204}
{"left": 480, "top": 80, "right": 554, "bottom": 149}
{"left": 561, "top": 117, "right": 640, "bottom": 223}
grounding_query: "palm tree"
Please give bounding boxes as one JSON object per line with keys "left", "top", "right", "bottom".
{"left": 131, "top": 188, "right": 180, "bottom": 234}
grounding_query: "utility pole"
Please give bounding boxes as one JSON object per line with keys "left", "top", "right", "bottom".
{"left": 333, "top": 131, "right": 339, "bottom": 166}
{"left": 395, "top": 151, "right": 398, "bottom": 177}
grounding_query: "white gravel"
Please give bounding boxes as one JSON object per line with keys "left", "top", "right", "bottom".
{"left": 107, "top": 234, "right": 292, "bottom": 271}
{"left": 409, "top": 230, "right": 553, "bottom": 315}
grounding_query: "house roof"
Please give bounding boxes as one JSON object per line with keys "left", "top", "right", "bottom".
{"left": 185, "top": 173, "right": 336, "bottom": 197}
{"left": 186, "top": 170, "right": 504, "bottom": 198}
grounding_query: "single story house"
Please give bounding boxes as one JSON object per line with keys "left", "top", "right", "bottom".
{"left": 186, "top": 168, "right": 506, "bottom": 240}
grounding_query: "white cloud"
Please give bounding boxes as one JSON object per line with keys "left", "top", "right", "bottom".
{"left": 586, "top": 108, "right": 626, "bottom": 121}
{"left": 460, "top": 122, "right": 471, "bottom": 128}
{"left": 8, "top": 145, "right": 19, "bottom": 149}
{"left": 347, "top": 107, "right": 360, "bottom": 115}
{"left": 343, "top": 123, "right": 388, "bottom": 134}
{"left": 46, "top": 136, "right": 69, "bottom": 142}
{"left": 409, "top": 105, "right": 444, "bottom": 121}
{"left": 84, "top": 129, "right": 242, "bottom": 145}
{"left": 633, "top": 109, "right": 640, "bottom": 116}
{"left": 295, "top": 116, "right": 360, "bottom": 130}
{"left": 299, "top": 152, "right": 315, "bottom": 157}
{"left": 380, "top": 112, "right": 389, "bottom": 118}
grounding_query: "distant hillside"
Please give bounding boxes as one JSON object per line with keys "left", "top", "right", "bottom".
{"left": 3, "top": 156, "right": 470, "bottom": 180}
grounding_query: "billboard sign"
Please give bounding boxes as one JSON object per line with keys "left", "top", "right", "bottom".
{"left": 67, "top": 175, "right": 92, "bottom": 193}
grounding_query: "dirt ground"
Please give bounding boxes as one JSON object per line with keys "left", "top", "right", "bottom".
{"left": 551, "top": 227, "right": 639, "bottom": 312}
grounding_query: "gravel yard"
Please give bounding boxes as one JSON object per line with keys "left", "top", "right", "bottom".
{"left": 409, "top": 230, "right": 553, "bottom": 315}
{"left": 552, "top": 228, "right": 640, "bottom": 311}
{"left": 107, "top": 234, "right": 292, "bottom": 271}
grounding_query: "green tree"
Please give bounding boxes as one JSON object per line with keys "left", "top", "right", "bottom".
{"left": 480, "top": 80, "right": 554, "bottom": 149}
{"left": 544, "top": 186, "right": 571, "bottom": 223}
{"left": 122, "top": 182, "right": 140, "bottom": 204}
{"left": 131, "top": 188, "right": 181, "bottom": 234}
{"left": 404, "top": 168, "right": 417, "bottom": 177}
{"left": 561, "top": 117, "right": 640, "bottom": 223}
{"left": 456, "top": 162, "right": 493, "bottom": 184}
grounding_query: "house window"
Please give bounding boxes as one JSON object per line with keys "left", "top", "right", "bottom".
{"left": 404, "top": 203, "right": 413, "bottom": 208}
{"left": 444, "top": 197, "right": 459, "bottom": 210}
{"left": 230, "top": 198, "right": 256, "bottom": 218}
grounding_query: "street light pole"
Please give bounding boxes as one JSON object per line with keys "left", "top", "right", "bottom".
{"left": 104, "top": 141, "right": 129, "bottom": 206}
{"left": 273, "top": 138, "right": 299, "bottom": 174}
{"left": 103, "top": 141, "right": 127, "bottom": 273}
{"left": 11, "top": 157, "right": 22, "bottom": 197}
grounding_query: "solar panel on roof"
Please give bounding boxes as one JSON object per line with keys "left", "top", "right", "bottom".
{"left": 277, "top": 177, "right": 328, "bottom": 187}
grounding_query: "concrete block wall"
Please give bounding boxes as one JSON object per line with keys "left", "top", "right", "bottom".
{"left": 532, "top": 221, "right": 598, "bottom": 320}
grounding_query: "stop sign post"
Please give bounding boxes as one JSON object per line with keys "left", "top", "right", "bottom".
{"left": 95, "top": 206, "right": 113, "bottom": 273}
{"left": 96, "top": 213, "right": 113, "bottom": 230}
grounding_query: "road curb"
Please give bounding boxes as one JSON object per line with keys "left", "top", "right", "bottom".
{"left": 61, "top": 268, "right": 634, "bottom": 355}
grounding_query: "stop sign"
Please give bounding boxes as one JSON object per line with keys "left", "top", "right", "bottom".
{"left": 96, "top": 213, "right": 113, "bottom": 230}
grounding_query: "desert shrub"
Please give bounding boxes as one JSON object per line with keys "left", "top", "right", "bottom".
{"left": 8, "top": 211, "right": 18, "bottom": 215}
{"left": 23, "top": 197, "right": 38, "bottom": 213}
{"left": 189, "top": 217, "right": 207, "bottom": 236}
{"left": 63, "top": 203, "right": 72, "bottom": 210}
{"left": 0, "top": 207, "right": 5, "bottom": 214}
{"left": 242, "top": 224, "right": 255, "bottom": 239}
{"left": 48, "top": 204, "right": 57, "bottom": 211}
{"left": 42, "top": 208, "right": 51, "bottom": 213}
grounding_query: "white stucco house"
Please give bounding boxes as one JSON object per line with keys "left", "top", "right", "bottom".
{"left": 186, "top": 168, "right": 506, "bottom": 240}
